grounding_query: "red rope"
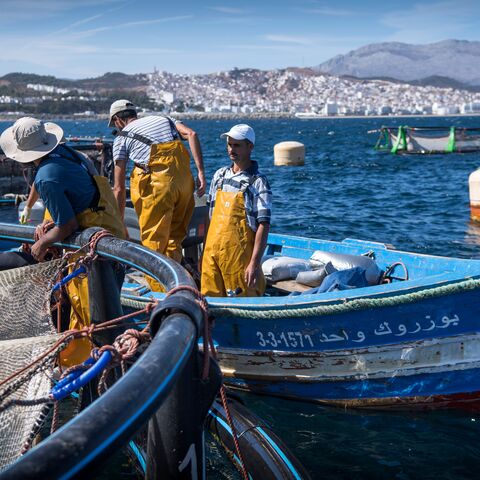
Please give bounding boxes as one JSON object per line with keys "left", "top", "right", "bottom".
{"left": 219, "top": 385, "right": 249, "bottom": 480}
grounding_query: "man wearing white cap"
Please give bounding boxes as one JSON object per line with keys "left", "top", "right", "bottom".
{"left": 201, "top": 124, "right": 272, "bottom": 297}
{"left": 109, "top": 100, "right": 206, "bottom": 291}
{"left": 0, "top": 117, "right": 125, "bottom": 366}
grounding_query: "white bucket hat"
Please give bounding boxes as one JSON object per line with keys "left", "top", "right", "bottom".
{"left": 0, "top": 117, "right": 64, "bottom": 163}
{"left": 108, "top": 99, "right": 137, "bottom": 127}
{"left": 220, "top": 124, "right": 255, "bottom": 145}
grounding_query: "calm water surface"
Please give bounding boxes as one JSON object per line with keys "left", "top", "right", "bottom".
{"left": 2, "top": 116, "right": 480, "bottom": 479}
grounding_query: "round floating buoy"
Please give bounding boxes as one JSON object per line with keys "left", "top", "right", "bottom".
{"left": 274, "top": 141, "right": 305, "bottom": 166}
{"left": 469, "top": 169, "right": 480, "bottom": 222}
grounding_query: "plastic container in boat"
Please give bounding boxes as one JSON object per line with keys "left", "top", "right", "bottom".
{"left": 18, "top": 200, "right": 45, "bottom": 225}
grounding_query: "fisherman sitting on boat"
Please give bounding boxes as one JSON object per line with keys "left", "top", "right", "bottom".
{"left": 109, "top": 100, "right": 206, "bottom": 291}
{"left": 201, "top": 124, "right": 272, "bottom": 297}
{"left": 0, "top": 117, "right": 126, "bottom": 366}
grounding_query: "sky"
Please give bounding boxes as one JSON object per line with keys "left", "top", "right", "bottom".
{"left": 0, "top": 0, "right": 479, "bottom": 79}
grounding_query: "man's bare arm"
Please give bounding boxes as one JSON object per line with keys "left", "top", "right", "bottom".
{"left": 245, "top": 222, "right": 270, "bottom": 287}
{"left": 176, "top": 122, "right": 206, "bottom": 196}
{"left": 31, "top": 217, "right": 79, "bottom": 261}
{"left": 113, "top": 161, "right": 127, "bottom": 218}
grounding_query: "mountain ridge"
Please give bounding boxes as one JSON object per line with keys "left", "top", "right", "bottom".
{"left": 314, "top": 39, "right": 480, "bottom": 86}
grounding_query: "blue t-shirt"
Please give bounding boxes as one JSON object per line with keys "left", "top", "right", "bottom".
{"left": 34, "top": 146, "right": 96, "bottom": 226}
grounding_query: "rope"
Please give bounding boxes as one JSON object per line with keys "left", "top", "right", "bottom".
{"left": 0, "top": 302, "right": 153, "bottom": 397}
{"left": 0, "top": 338, "right": 70, "bottom": 395}
{"left": 20, "top": 402, "right": 52, "bottom": 454}
{"left": 204, "top": 277, "right": 480, "bottom": 319}
{"left": 94, "top": 329, "right": 151, "bottom": 395}
{"left": 0, "top": 396, "right": 53, "bottom": 415}
{"left": 219, "top": 385, "right": 249, "bottom": 480}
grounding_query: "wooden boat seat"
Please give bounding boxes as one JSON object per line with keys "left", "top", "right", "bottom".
{"left": 268, "top": 279, "right": 311, "bottom": 293}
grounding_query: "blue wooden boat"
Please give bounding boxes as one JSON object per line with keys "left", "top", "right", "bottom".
{"left": 122, "top": 233, "right": 480, "bottom": 410}
{"left": 3, "top": 134, "right": 480, "bottom": 410}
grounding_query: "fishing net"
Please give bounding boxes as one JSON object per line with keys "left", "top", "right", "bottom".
{"left": 379, "top": 127, "right": 480, "bottom": 154}
{"left": 390, "top": 129, "right": 451, "bottom": 153}
{"left": 0, "top": 259, "right": 65, "bottom": 470}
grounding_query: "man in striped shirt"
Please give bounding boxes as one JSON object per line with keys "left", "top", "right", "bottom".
{"left": 201, "top": 124, "right": 272, "bottom": 297}
{"left": 110, "top": 100, "right": 205, "bottom": 290}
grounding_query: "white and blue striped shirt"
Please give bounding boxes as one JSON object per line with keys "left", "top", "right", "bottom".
{"left": 207, "top": 161, "right": 272, "bottom": 232}
{"left": 113, "top": 115, "right": 181, "bottom": 167}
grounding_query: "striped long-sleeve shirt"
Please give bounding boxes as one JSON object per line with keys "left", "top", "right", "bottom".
{"left": 112, "top": 115, "right": 181, "bottom": 167}
{"left": 207, "top": 161, "right": 272, "bottom": 232}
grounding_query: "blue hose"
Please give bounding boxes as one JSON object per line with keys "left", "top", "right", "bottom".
{"left": 52, "top": 265, "right": 86, "bottom": 292}
{"left": 51, "top": 351, "right": 112, "bottom": 401}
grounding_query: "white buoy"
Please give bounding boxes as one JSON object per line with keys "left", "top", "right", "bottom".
{"left": 274, "top": 141, "right": 305, "bottom": 166}
{"left": 469, "top": 169, "right": 480, "bottom": 222}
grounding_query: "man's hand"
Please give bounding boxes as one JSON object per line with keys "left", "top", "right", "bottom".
{"left": 244, "top": 260, "right": 260, "bottom": 288}
{"left": 196, "top": 171, "right": 206, "bottom": 196}
{"left": 31, "top": 240, "right": 48, "bottom": 262}
{"left": 19, "top": 206, "right": 31, "bottom": 224}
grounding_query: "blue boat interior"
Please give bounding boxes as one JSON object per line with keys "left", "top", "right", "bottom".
{"left": 2, "top": 199, "right": 480, "bottom": 309}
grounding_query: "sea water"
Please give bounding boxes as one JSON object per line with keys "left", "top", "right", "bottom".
{"left": 2, "top": 116, "right": 480, "bottom": 479}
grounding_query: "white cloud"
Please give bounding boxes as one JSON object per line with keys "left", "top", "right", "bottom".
{"left": 301, "top": 7, "right": 356, "bottom": 16}
{"left": 207, "top": 6, "right": 247, "bottom": 14}
{"left": 264, "top": 35, "right": 313, "bottom": 46}
{"left": 74, "top": 15, "right": 193, "bottom": 38}
{"left": 0, "top": 0, "right": 125, "bottom": 22}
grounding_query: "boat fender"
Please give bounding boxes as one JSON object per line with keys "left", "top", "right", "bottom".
{"left": 310, "top": 250, "right": 383, "bottom": 285}
{"left": 150, "top": 295, "right": 204, "bottom": 337}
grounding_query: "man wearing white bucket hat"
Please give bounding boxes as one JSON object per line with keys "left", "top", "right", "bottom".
{"left": 0, "top": 117, "right": 125, "bottom": 366}
{"left": 201, "top": 124, "right": 272, "bottom": 297}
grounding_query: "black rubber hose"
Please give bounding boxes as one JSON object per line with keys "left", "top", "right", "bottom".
{"left": 0, "top": 223, "right": 196, "bottom": 291}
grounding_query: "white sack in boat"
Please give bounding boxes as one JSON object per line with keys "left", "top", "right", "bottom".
{"left": 262, "top": 256, "right": 312, "bottom": 282}
{"left": 295, "top": 261, "right": 336, "bottom": 287}
{"left": 309, "top": 251, "right": 382, "bottom": 285}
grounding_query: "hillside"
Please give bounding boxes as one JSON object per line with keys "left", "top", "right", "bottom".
{"left": 0, "top": 71, "right": 148, "bottom": 91}
{"left": 315, "top": 40, "right": 480, "bottom": 86}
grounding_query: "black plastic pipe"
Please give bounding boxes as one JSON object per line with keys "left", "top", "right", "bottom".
{"left": 207, "top": 396, "right": 311, "bottom": 480}
{"left": 0, "top": 223, "right": 196, "bottom": 291}
{"left": 0, "top": 223, "right": 217, "bottom": 479}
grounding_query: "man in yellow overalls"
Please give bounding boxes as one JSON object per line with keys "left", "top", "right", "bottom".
{"left": 109, "top": 100, "right": 206, "bottom": 291}
{"left": 0, "top": 117, "right": 126, "bottom": 366}
{"left": 201, "top": 124, "right": 272, "bottom": 297}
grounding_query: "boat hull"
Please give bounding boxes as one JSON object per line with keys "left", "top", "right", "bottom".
{"left": 210, "top": 274, "right": 480, "bottom": 409}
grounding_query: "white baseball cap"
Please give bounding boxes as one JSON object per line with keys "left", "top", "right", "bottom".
{"left": 220, "top": 124, "right": 255, "bottom": 145}
{"left": 108, "top": 99, "right": 137, "bottom": 127}
{"left": 0, "top": 117, "right": 64, "bottom": 163}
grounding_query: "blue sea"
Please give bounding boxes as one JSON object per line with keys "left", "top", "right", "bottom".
{"left": 2, "top": 116, "right": 480, "bottom": 479}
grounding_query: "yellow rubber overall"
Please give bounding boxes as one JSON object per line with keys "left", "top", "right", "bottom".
{"left": 51, "top": 176, "right": 125, "bottom": 367}
{"left": 130, "top": 140, "right": 195, "bottom": 292}
{"left": 201, "top": 189, "right": 265, "bottom": 297}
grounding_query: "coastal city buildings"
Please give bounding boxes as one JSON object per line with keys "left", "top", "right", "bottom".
{"left": 146, "top": 68, "right": 480, "bottom": 116}
{"left": 1, "top": 68, "right": 480, "bottom": 117}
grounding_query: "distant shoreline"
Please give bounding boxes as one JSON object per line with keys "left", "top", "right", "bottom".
{"left": 1, "top": 112, "right": 480, "bottom": 122}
